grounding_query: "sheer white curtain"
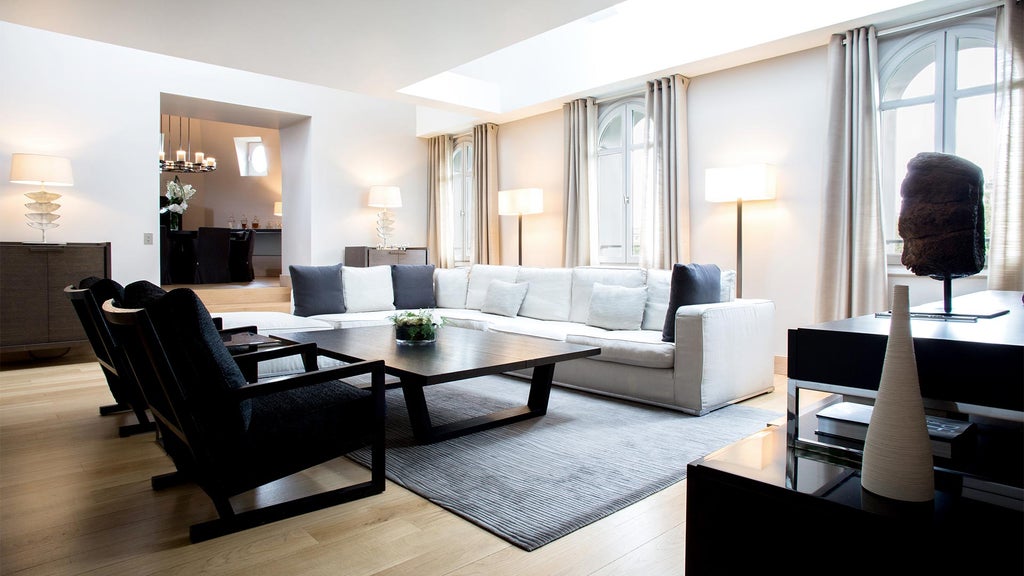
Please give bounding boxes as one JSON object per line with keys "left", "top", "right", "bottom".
{"left": 427, "top": 134, "right": 454, "bottom": 268}
{"left": 473, "top": 123, "right": 500, "bottom": 265}
{"left": 815, "top": 27, "right": 889, "bottom": 322}
{"left": 988, "top": 1, "right": 1024, "bottom": 290}
{"left": 563, "top": 97, "right": 598, "bottom": 267}
{"left": 640, "top": 74, "right": 690, "bottom": 269}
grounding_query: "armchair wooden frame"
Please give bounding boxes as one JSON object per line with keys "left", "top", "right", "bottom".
{"left": 102, "top": 296, "right": 386, "bottom": 543}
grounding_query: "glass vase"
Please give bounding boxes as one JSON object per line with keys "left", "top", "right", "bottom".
{"left": 395, "top": 324, "right": 437, "bottom": 345}
{"left": 169, "top": 212, "right": 182, "bottom": 231}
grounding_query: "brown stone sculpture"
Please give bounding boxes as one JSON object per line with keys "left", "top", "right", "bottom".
{"left": 899, "top": 152, "right": 986, "bottom": 279}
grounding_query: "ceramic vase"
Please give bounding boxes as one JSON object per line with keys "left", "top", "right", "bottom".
{"left": 861, "top": 284, "right": 934, "bottom": 502}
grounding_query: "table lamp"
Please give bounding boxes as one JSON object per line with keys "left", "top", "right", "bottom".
{"left": 10, "top": 153, "right": 74, "bottom": 243}
{"left": 368, "top": 185, "right": 402, "bottom": 248}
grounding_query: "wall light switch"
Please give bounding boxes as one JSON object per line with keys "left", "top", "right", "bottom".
{"left": 143, "top": 232, "right": 154, "bottom": 245}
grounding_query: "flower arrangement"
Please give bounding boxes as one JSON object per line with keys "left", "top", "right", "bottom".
{"left": 389, "top": 309, "right": 443, "bottom": 344}
{"left": 161, "top": 176, "right": 197, "bottom": 214}
{"left": 160, "top": 176, "right": 196, "bottom": 229}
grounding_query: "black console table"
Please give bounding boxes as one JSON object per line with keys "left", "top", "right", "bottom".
{"left": 686, "top": 423, "right": 1023, "bottom": 574}
{"left": 787, "top": 290, "right": 1023, "bottom": 474}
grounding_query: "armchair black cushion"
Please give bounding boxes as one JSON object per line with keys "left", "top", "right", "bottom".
{"left": 102, "top": 288, "right": 385, "bottom": 542}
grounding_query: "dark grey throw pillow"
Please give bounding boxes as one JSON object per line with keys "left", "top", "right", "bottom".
{"left": 289, "top": 263, "right": 345, "bottom": 317}
{"left": 392, "top": 264, "right": 436, "bottom": 309}
{"left": 662, "top": 263, "right": 721, "bottom": 342}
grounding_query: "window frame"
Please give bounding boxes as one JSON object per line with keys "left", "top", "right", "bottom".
{"left": 451, "top": 134, "right": 474, "bottom": 266}
{"left": 595, "top": 96, "right": 646, "bottom": 266}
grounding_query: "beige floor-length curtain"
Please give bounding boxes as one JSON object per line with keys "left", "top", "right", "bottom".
{"left": 640, "top": 74, "right": 690, "bottom": 270}
{"left": 427, "top": 134, "right": 454, "bottom": 268}
{"left": 473, "top": 123, "right": 500, "bottom": 264}
{"left": 988, "top": 1, "right": 1024, "bottom": 290}
{"left": 815, "top": 27, "right": 889, "bottom": 322}
{"left": 563, "top": 97, "right": 598, "bottom": 267}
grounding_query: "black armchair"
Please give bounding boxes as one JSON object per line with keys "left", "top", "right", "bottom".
{"left": 64, "top": 278, "right": 155, "bottom": 437}
{"left": 102, "top": 288, "right": 386, "bottom": 542}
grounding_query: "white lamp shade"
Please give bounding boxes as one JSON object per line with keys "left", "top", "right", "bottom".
{"left": 10, "top": 154, "right": 74, "bottom": 186}
{"left": 273, "top": 201, "right": 283, "bottom": 216}
{"left": 705, "top": 164, "right": 776, "bottom": 203}
{"left": 498, "top": 188, "right": 544, "bottom": 216}
{"left": 368, "top": 185, "right": 402, "bottom": 208}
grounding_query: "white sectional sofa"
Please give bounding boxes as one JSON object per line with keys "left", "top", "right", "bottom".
{"left": 218, "top": 264, "right": 775, "bottom": 416}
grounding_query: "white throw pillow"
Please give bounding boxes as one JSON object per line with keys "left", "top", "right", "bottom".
{"left": 341, "top": 265, "right": 396, "bottom": 313}
{"left": 480, "top": 280, "right": 530, "bottom": 317}
{"left": 587, "top": 283, "right": 648, "bottom": 331}
{"left": 434, "top": 267, "right": 469, "bottom": 309}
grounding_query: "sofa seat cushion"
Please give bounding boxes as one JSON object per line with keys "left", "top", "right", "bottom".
{"left": 310, "top": 310, "right": 395, "bottom": 329}
{"left": 216, "top": 311, "right": 334, "bottom": 334}
{"left": 566, "top": 331, "right": 675, "bottom": 369}
{"left": 488, "top": 318, "right": 608, "bottom": 342}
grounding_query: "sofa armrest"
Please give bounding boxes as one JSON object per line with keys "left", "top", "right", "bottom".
{"left": 672, "top": 299, "right": 775, "bottom": 414}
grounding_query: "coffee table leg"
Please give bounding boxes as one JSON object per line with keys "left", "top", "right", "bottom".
{"left": 401, "top": 363, "right": 559, "bottom": 444}
{"left": 527, "top": 363, "right": 555, "bottom": 412}
{"left": 400, "top": 381, "right": 433, "bottom": 440}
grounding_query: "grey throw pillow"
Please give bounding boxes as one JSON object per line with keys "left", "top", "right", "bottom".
{"left": 480, "top": 280, "right": 529, "bottom": 317}
{"left": 289, "top": 263, "right": 344, "bottom": 317}
{"left": 662, "top": 263, "right": 721, "bottom": 342}
{"left": 392, "top": 264, "right": 436, "bottom": 309}
{"left": 587, "top": 283, "right": 648, "bottom": 331}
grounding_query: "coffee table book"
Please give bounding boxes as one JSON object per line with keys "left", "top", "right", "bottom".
{"left": 815, "top": 401, "right": 976, "bottom": 461}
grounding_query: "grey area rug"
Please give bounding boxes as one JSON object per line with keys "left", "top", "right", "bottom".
{"left": 348, "top": 375, "right": 779, "bottom": 551}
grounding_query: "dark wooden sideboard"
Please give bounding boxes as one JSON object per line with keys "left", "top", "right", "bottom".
{"left": 0, "top": 242, "right": 111, "bottom": 353}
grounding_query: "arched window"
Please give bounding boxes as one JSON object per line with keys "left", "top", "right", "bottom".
{"left": 596, "top": 98, "right": 646, "bottom": 265}
{"left": 878, "top": 15, "right": 995, "bottom": 259}
{"left": 451, "top": 135, "right": 474, "bottom": 265}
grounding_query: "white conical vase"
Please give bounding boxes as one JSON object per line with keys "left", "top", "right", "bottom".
{"left": 861, "top": 284, "right": 935, "bottom": 502}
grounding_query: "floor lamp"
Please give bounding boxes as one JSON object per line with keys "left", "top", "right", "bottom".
{"left": 705, "top": 164, "right": 776, "bottom": 298}
{"left": 498, "top": 188, "right": 544, "bottom": 266}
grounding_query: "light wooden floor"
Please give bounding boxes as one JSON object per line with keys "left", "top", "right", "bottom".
{"left": 0, "top": 282, "right": 796, "bottom": 575}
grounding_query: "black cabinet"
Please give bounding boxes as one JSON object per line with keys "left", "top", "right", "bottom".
{"left": 0, "top": 242, "right": 111, "bottom": 352}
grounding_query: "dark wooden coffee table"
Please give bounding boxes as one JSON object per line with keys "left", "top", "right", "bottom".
{"left": 273, "top": 325, "right": 600, "bottom": 443}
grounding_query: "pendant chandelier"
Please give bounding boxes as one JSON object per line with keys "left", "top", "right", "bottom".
{"left": 159, "top": 114, "right": 216, "bottom": 173}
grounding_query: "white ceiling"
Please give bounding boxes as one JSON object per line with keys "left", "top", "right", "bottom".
{"left": 0, "top": 0, "right": 994, "bottom": 130}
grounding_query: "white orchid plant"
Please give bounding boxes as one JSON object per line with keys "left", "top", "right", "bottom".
{"left": 160, "top": 176, "right": 197, "bottom": 214}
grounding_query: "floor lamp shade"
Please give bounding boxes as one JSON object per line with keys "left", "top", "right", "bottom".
{"left": 10, "top": 153, "right": 74, "bottom": 243}
{"left": 368, "top": 185, "right": 402, "bottom": 247}
{"left": 705, "top": 164, "right": 776, "bottom": 298}
{"left": 498, "top": 188, "right": 544, "bottom": 266}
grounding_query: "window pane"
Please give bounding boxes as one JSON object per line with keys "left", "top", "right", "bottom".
{"left": 956, "top": 92, "right": 996, "bottom": 247}
{"left": 956, "top": 42, "right": 995, "bottom": 90}
{"left": 629, "top": 147, "right": 644, "bottom": 260}
{"left": 880, "top": 102, "right": 934, "bottom": 253}
{"left": 630, "top": 108, "right": 645, "bottom": 147}
{"left": 883, "top": 43, "right": 935, "bottom": 101}
{"left": 597, "top": 153, "right": 625, "bottom": 263}
{"left": 599, "top": 110, "right": 623, "bottom": 150}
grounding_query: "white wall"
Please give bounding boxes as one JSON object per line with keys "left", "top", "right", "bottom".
{"left": 0, "top": 22, "right": 427, "bottom": 285}
{"left": 688, "top": 46, "right": 829, "bottom": 358}
{"left": 497, "top": 110, "right": 565, "bottom": 268}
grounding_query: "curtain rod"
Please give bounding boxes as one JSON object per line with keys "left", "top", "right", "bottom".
{"left": 876, "top": 1, "right": 1003, "bottom": 37}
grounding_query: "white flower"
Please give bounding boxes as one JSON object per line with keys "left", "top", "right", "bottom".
{"left": 161, "top": 177, "right": 197, "bottom": 214}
